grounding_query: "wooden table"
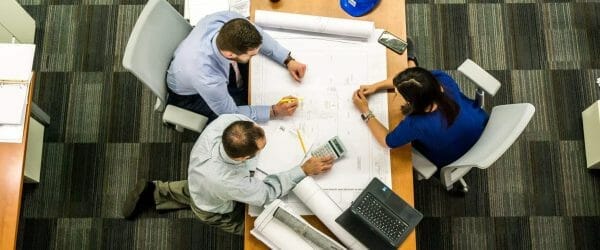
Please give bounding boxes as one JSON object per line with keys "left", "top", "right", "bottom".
{"left": 0, "top": 74, "right": 35, "bottom": 250}
{"left": 245, "top": 1, "right": 415, "bottom": 249}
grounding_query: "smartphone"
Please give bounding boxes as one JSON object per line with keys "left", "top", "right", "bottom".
{"left": 378, "top": 30, "right": 407, "bottom": 55}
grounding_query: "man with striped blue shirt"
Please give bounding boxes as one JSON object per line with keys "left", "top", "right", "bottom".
{"left": 166, "top": 11, "right": 306, "bottom": 123}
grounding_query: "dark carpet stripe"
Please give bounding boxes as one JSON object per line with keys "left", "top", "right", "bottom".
{"left": 529, "top": 217, "right": 574, "bottom": 250}
{"left": 107, "top": 72, "right": 141, "bottom": 142}
{"left": 65, "top": 73, "right": 105, "bottom": 143}
{"left": 504, "top": 3, "right": 547, "bottom": 69}
{"left": 572, "top": 216, "right": 600, "bottom": 250}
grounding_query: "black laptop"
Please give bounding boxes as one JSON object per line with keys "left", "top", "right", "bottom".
{"left": 335, "top": 178, "right": 423, "bottom": 250}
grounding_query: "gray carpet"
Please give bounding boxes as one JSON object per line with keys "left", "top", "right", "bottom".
{"left": 16, "top": 0, "right": 600, "bottom": 249}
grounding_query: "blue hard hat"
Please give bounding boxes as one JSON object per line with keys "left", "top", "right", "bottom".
{"left": 340, "top": 0, "right": 380, "bottom": 17}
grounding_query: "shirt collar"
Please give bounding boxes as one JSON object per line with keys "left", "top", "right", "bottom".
{"left": 211, "top": 32, "right": 232, "bottom": 67}
{"left": 218, "top": 143, "right": 244, "bottom": 165}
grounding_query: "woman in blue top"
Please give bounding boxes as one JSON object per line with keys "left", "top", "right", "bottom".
{"left": 352, "top": 59, "right": 488, "bottom": 181}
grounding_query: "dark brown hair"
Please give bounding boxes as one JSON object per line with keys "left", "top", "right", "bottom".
{"left": 216, "top": 18, "right": 262, "bottom": 55}
{"left": 222, "top": 121, "right": 265, "bottom": 158}
{"left": 393, "top": 67, "right": 460, "bottom": 127}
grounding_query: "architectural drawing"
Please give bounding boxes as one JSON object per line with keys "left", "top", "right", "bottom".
{"left": 250, "top": 16, "right": 392, "bottom": 215}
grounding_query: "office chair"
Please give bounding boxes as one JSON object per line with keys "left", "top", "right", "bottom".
{"left": 412, "top": 59, "right": 535, "bottom": 192}
{"left": 122, "top": 0, "right": 208, "bottom": 133}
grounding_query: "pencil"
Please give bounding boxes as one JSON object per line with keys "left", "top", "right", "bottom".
{"left": 296, "top": 129, "right": 307, "bottom": 154}
{"left": 278, "top": 97, "right": 303, "bottom": 104}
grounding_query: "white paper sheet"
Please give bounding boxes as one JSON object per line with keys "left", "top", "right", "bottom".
{"left": 257, "top": 125, "right": 312, "bottom": 175}
{"left": 185, "top": 0, "right": 249, "bottom": 26}
{"left": 250, "top": 11, "right": 392, "bottom": 216}
{"left": 292, "top": 177, "right": 367, "bottom": 249}
{"left": 0, "top": 84, "right": 29, "bottom": 125}
{"left": 229, "top": 0, "right": 249, "bottom": 17}
{"left": 0, "top": 43, "right": 35, "bottom": 83}
{"left": 0, "top": 123, "right": 25, "bottom": 143}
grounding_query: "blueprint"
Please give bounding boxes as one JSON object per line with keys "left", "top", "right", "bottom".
{"left": 250, "top": 12, "right": 392, "bottom": 215}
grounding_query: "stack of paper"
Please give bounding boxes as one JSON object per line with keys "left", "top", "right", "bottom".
{"left": 0, "top": 43, "right": 35, "bottom": 143}
{"left": 185, "top": 0, "right": 249, "bottom": 26}
{"left": 0, "top": 84, "right": 29, "bottom": 125}
{"left": 0, "top": 44, "right": 35, "bottom": 84}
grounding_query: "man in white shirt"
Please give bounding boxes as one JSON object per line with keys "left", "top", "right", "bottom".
{"left": 122, "top": 114, "right": 334, "bottom": 235}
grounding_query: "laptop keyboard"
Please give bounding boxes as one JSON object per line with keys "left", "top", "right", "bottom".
{"left": 353, "top": 193, "right": 409, "bottom": 243}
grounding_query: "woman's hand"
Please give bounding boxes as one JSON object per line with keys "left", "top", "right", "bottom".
{"left": 352, "top": 90, "right": 370, "bottom": 113}
{"left": 358, "top": 83, "right": 380, "bottom": 96}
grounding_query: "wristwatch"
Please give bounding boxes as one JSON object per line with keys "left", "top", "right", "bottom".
{"left": 284, "top": 53, "right": 295, "bottom": 67}
{"left": 360, "top": 110, "right": 374, "bottom": 122}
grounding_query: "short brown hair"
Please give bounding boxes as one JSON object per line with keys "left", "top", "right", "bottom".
{"left": 216, "top": 18, "right": 262, "bottom": 55}
{"left": 222, "top": 121, "right": 265, "bottom": 158}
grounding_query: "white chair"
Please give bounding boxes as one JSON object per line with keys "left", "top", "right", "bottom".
{"left": 122, "top": 0, "right": 208, "bottom": 133}
{"left": 412, "top": 59, "right": 535, "bottom": 192}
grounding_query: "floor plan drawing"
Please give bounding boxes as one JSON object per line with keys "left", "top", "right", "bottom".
{"left": 250, "top": 15, "right": 392, "bottom": 215}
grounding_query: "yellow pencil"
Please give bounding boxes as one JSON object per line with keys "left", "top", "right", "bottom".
{"left": 296, "top": 129, "right": 307, "bottom": 154}
{"left": 278, "top": 97, "right": 303, "bottom": 104}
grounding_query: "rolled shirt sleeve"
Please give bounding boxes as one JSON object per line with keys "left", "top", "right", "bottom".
{"left": 193, "top": 74, "right": 271, "bottom": 123}
{"left": 254, "top": 24, "right": 290, "bottom": 65}
{"left": 227, "top": 166, "right": 306, "bottom": 207}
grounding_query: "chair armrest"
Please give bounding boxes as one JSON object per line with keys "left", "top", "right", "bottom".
{"left": 412, "top": 149, "right": 438, "bottom": 180}
{"left": 30, "top": 102, "right": 50, "bottom": 126}
{"left": 162, "top": 105, "right": 208, "bottom": 133}
{"left": 458, "top": 59, "right": 500, "bottom": 96}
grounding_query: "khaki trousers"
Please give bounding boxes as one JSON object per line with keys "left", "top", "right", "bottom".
{"left": 153, "top": 180, "right": 245, "bottom": 235}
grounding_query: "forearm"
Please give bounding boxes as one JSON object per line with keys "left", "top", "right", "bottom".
{"left": 237, "top": 166, "right": 306, "bottom": 207}
{"left": 255, "top": 24, "right": 289, "bottom": 64}
{"left": 408, "top": 59, "right": 417, "bottom": 68}
{"left": 373, "top": 78, "right": 395, "bottom": 91}
{"left": 201, "top": 89, "right": 270, "bottom": 123}
{"left": 235, "top": 105, "right": 271, "bottom": 123}
{"left": 365, "top": 116, "right": 389, "bottom": 147}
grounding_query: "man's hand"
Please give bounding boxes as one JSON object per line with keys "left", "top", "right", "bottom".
{"left": 301, "top": 156, "right": 334, "bottom": 176}
{"left": 352, "top": 90, "right": 370, "bottom": 113}
{"left": 287, "top": 60, "right": 307, "bottom": 82}
{"left": 271, "top": 95, "right": 299, "bottom": 118}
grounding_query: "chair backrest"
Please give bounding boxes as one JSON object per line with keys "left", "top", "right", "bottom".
{"left": 122, "top": 0, "right": 191, "bottom": 110}
{"left": 457, "top": 59, "right": 501, "bottom": 96}
{"left": 440, "top": 103, "right": 535, "bottom": 185}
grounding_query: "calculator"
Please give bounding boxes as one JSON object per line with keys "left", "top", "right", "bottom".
{"left": 311, "top": 136, "right": 347, "bottom": 160}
